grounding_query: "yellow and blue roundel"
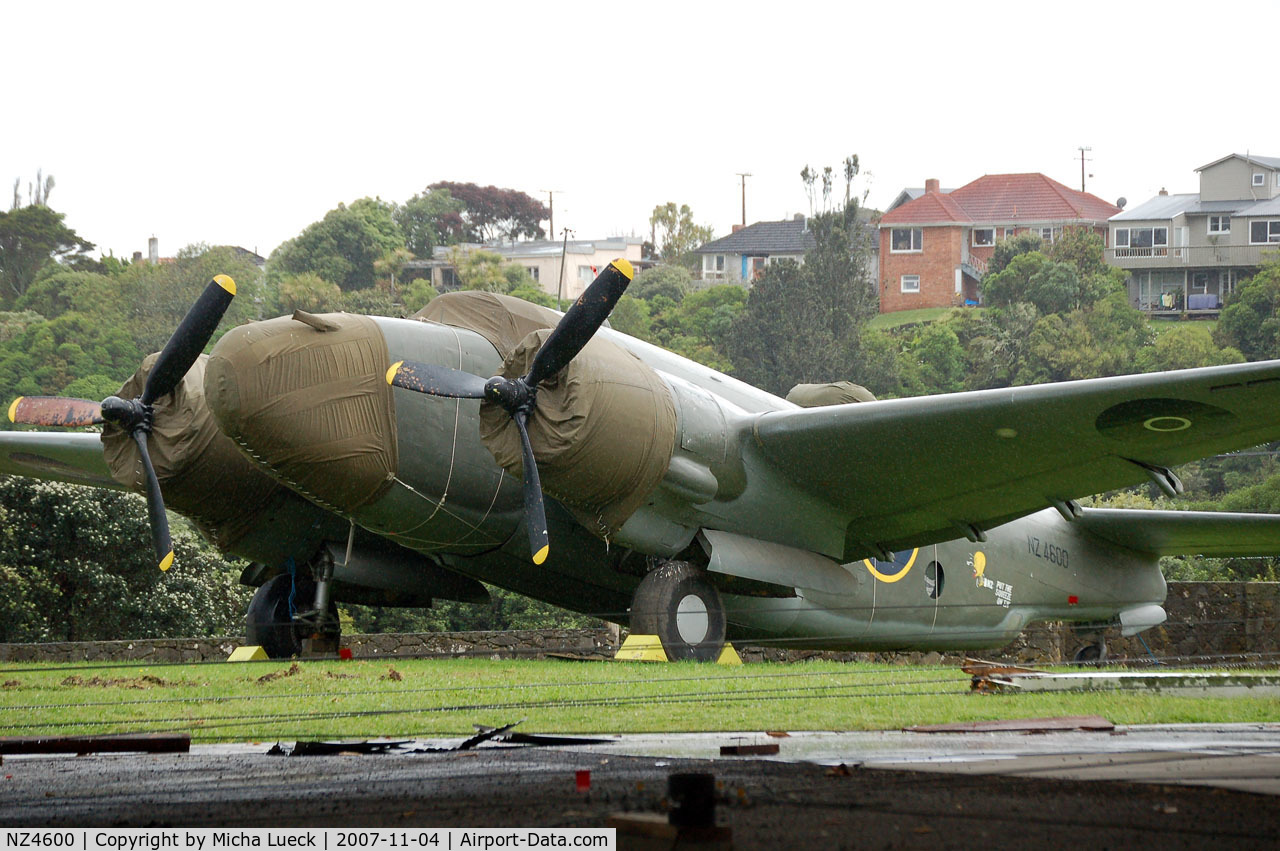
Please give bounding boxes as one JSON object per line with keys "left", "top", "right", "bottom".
{"left": 863, "top": 548, "right": 919, "bottom": 583}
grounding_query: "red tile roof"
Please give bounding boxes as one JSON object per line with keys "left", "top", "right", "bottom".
{"left": 880, "top": 173, "right": 1121, "bottom": 225}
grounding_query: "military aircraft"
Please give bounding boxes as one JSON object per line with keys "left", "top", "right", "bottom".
{"left": 5, "top": 260, "right": 1280, "bottom": 661}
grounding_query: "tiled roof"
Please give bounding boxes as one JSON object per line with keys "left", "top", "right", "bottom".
{"left": 880, "top": 173, "right": 1121, "bottom": 226}
{"left": 696, "top": 218, "right": 817, "bottom": 254}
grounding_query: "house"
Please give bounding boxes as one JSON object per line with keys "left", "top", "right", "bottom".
{"left": 876, "top": 174, "right": 1122, "bottom": 313}
{"left": 405, "top": 236, "right": 645, "bottom": 301}
{"left": 693, "top": 215, "right": 815, "bottom": 284}
{"left": 1106, "top": 154, "right": 1280, "bottom": 315}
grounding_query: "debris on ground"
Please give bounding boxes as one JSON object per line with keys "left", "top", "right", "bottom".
{"left": 0, "top": 732, "right": 189, "bottom": 755}
{"left": 256, "top": 662, "right": 301, "bottom": 684}
{"left": 59, "top": 674, "right": 170, "bottom": 689}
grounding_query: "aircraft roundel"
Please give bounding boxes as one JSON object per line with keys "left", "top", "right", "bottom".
{"left": 863, "top": 548, "right": 919, "bottom": 583}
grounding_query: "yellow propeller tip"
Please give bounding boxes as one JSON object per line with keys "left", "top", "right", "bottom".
{"left": 386, "top": 361, "right": 404, "bottom": 385}
{"left": 611, "top": 258, "right": 635, "bottom": 280}
{"left": 213, "top": 274, "right": 237, "bottom": 295}
{"left": 7, "top": 397, "right": 20, "bottom": 423}
{"left": 159, "top": 551, "right": 175, "bottom": 572}
{"left": 533, "top": 545, "right": 549, "bottom": 565}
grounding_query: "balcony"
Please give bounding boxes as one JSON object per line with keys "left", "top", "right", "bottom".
{"left": 1107, "top": 243, "right": 1279, "bottom": 269}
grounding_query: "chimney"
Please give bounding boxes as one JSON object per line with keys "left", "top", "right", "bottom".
{"left": 132, "top": 251, "right": 143, "bottom": 264}
{"left": 148, "top": 236, "right": 159, "bottom": 264}
{"left": 732, "top": 224, "right": 744, "bottom": 233}
{"left": 925, "top": 178, "right": 940, "bottom": 194}
{"left": 1159, "top": 187, "right": 1168, "bottom": 196}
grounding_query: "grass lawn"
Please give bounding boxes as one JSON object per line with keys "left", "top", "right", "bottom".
{"left": 1, "top": 658, "right": 1276, "bottom": 744}
{"left": 868, "top": 308, "right": 972, "bottom": 331}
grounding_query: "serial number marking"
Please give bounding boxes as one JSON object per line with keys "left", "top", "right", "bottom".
{"left": 1027, "top": 536, "right": 1069, "bottom": 569}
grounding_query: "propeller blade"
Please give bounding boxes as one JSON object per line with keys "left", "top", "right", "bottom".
{"left": 514, "top": 410, "right": 549, "bottom": 565}
{"left": 132, "top": 430, "right": 174, "bottom": 572}
{"left": 525, "top": 258, "right": 634, "bottom": 388}
{"left": 141, "top": 275, "right": 237, "bottom": 405}
{"left": 8, "top": 396, "right": 103, "bottom": 427}
{"left": 386, "top": 360, "right": 488, "bottom": 398}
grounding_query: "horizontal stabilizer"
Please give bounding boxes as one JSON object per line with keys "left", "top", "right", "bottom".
{"left": 1075, "top": 507, "right": 1280, "bottom": 557}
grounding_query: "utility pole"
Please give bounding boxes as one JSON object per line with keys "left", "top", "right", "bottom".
{"left": 736, "top": 173, "right": 752, "bottom": 226}
{"left": 540, "top": 189, "right": 561, "bottom": 241}
{"left": 557, "top": 227, "right": 574, "bottom": 312}
{"left": 1077, "top": 146, "right": 1093, "bottom": 193}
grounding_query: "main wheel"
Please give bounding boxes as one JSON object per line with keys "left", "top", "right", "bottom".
{"left": 245, "top": 573, "right": 337, "bottom": 659}
{"left": 630, "top": 562, "right": 726, "bottom": 662}
{"left": 1072, "top": 639, "right": 1108, "bottom": 664}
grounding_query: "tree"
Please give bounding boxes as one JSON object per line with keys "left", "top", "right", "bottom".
{"left": 1215, "top": 260, "right": 1280, "bottom": 361}
{"left": 981, "top": 252, "right": 1083, "bottom": 315}
{"left": 630, "top": 264, "right": 692, "bottom": 302}
{"left": 0, "top": 205, "right": 94, "bottom": 305}
{"left": 728, "top": 202, "right": 877, "bottom": 394}
{"left": 0, "top": 478, "right": 251, "bottom": 642}
{"left": 395, "top": 188, "right": 465, "bottom": 257}
{"left": 278, "top": 272, "right": 342, "bottom": 313}
{"left": 648, "top": 203, "right": 715, "bottom": 269}
{"left": 427, "top": 182, "right": 548, "bottom": 243}
{"left": 988, "top": 232, "right": 1043, "bottom": 275}
{"left": 269, "top": 199, "right": 405, "bottom": 292}
{"left": 1136, "top": 324, "right": 1245, "bottom": 372}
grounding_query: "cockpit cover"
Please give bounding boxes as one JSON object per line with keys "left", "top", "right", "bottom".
{"left": 417, "top": 292, "right": 677, "bottom": 538}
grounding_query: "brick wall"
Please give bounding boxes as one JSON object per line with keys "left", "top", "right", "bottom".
{"left": 879, "top": 225, "right": 964, "bottom": 312}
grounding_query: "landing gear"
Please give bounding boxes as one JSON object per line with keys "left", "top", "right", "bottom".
{"left": 630, "top": 561, "right": 726, "bottom": 662}
{"left": 1071, "top": 629, "right": 1108, "bottom": 665}
{"left": 245, "top": 572, "right": 340, "bottom": 659}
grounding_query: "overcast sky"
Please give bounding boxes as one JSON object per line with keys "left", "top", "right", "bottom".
{"left": 5, "top": 1, "right": 1276, "bottom": 262}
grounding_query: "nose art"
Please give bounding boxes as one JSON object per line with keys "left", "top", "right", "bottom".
{"left": 204, "top": 312, "right": 398, "bottom": 514}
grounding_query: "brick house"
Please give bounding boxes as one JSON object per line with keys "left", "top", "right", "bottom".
{"left": 877, "top": 174, "right": 1122, "bottom": 313}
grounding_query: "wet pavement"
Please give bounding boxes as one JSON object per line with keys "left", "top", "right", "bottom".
{"left": 0, "top": 725, "right": 1277, "bottom": 846}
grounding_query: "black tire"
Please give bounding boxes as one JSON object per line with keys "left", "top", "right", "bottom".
{"left": 1072, "top": 641, "right": 1107, "bottom": 664}
{"left": 630, "top": 562, "right": 726, "bottom": 662}
{"left": 245, "top": 573, "right": 336, "bottom": 659}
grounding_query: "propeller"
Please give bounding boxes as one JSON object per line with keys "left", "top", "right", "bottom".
{"left": 386, "top": 258, "right": 634, "bottom": 564}
{"left": 7, "top": 275, "right": 237, "bottom": 571}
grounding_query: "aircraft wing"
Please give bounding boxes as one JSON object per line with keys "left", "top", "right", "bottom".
{"left": 0, "top": 431, "right": 123, "bottom": 491}
{"left": 1074, "top": 507, "right": 1280, "bottom": 557}
{"left": 748, "top": 359, "right": 1280, "bottom": 560}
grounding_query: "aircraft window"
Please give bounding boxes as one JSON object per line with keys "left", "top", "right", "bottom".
{"left": 924, "top": 561, "right": 944, "bottom": 599}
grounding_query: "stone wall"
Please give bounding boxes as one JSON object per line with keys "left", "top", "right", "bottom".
{"left": 1, "top": 582, "right": 1275, "bottom": 665}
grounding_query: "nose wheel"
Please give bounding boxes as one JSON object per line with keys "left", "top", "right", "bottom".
{"left": 630, "top": 561, "right": 726, "bottom": 662}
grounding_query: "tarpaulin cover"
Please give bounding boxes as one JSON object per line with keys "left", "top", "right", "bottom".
{"left": 785, "top": 381, "right": 877, "bottom": 407}
{"left": 204, "top": 312, "right": 397, "bottom": 515}
{"left": 101, "top": 354, "right": 289, "bottom": 551}
{"left": 419, "top": 292, "right": 677, "bottom": 538}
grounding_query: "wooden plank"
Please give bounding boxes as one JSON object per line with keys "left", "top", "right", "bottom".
{"left": 0, "top": 733, "right": 190, "bottom": 755}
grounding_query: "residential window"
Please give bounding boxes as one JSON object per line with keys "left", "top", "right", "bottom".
{"left": 1250, "top": 221, "right": 1280, "bottom": 244}
{"left": 972, "top": 228, "right": 995, "bottom": 247}
{"left": 526, "top": 266, "right": 539, "bottom": 281}
{"left": 1253, "top": 172, "right": 1266, "bottom": 187}
{"left": 1115, "top": 227, "right": 1168, "bottom": 250}
{"left": 578, "top": 264, "right": 597, "bottom": 286}
{"left": 1002, "top": 227, "right": 1018, "bottom": 239}
{"left": 901, "top": 274, "right": 920, "bottom": 293}
{"left": 1207, "top": 216, "right": 1231, "bottom": 235}
{"left": 891, "top": 228, "right": 923, "bottom": 252}
{"left": 1037, "top": 227, "right": 1061, "bottom": 243}
{"left": 702, "top": 254, "right": 726, "bottom": 278}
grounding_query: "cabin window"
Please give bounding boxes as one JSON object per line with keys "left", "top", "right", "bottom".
{"left": 925, "top": 561, "right": 944, "bottom": 599}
